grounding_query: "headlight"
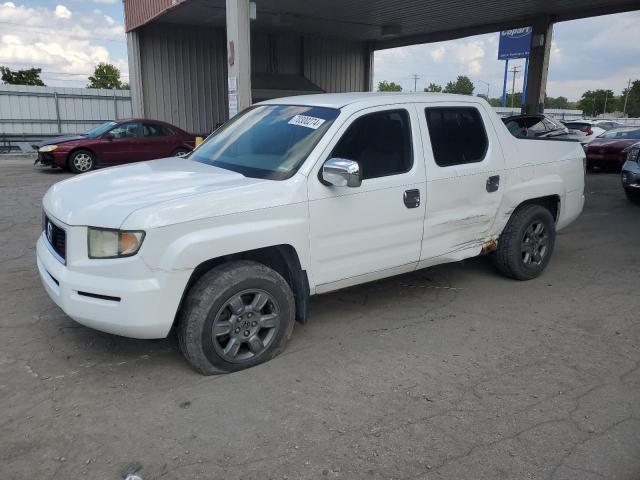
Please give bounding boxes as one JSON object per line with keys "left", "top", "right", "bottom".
{"left": 39, "top": 145, "right": 58, "bottom": 153}
{"left": 88, "top": 228, "right": 145, "bottom": 258}
{"left": 626, "top": 146, "right": 640, "bottom": 163}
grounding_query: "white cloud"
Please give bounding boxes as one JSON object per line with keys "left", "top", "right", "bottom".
{"left": 0, "top": 2, "right": 127, "bottom": 86}
{"left": 93, "top": 0, "right": 119, "bottom": 3}
{"left": 374, "top": 10, "right": 640, "bottom": 101}
{"left": 54, "top": 4, "right": 71, "bottom": 19}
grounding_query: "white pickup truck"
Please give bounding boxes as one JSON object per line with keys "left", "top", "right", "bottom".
{"left": 37, "top": 93, "right": 585, "bottom": 374}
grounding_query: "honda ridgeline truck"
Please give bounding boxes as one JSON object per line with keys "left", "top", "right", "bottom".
{"left": 37, "top": 93, "right": 585, "bottom": 374}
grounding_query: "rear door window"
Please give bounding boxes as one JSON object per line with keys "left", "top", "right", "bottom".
{"left": 143, "top": 124, "right": 174, "bottom": 137}
{"left": 425, "top": 107, "right": 488, "bottom": 167}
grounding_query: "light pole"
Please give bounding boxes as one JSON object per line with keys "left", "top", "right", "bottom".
{"left": 477, "top": 80, "right": 490, "bottom": 99}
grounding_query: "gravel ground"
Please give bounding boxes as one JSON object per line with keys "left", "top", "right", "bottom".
{"left": 1, "top": 155, "right": 639, "bottom": 480}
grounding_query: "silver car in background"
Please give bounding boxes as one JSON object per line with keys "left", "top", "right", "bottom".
{"left": 621, "top": 142, "right": 640, "bottom": 204}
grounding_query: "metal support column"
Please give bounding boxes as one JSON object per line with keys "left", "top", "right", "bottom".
{"left": 501, "top": 59, "right": 509, "bottom": 108}
{"left": 523, "top": 17, "right": 553, "bottom": 114}
{"left": 226, "top": 0, "right": 252, "bottom": 118}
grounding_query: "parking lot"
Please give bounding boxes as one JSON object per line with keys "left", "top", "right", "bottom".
{"left": 1, "top": 155, "right": 639, "bottom": 480}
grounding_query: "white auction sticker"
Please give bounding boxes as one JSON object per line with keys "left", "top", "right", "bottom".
{"left": 288, "top": 115, "right": 326, "bottom": 129}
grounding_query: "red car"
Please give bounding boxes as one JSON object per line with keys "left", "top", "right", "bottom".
{"left": 585, "top": 126, "right": 640, "bottom": 171}
{"left": 35, "top": 119, "right": 196, "bottom": 174}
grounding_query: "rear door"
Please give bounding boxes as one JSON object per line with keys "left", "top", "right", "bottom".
{"left": 140, "top": 123, "right": 177, "bottom": 160}
{"left": 416, "top": 102, "right": 505, "bottom": 266}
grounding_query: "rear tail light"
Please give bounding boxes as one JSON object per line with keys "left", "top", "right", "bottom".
{"left": 580, "top": 127, "right": 593, "bottom": 136}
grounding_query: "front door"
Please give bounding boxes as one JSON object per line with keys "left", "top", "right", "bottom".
{"left": 416, "top": 102, "right": 505, "bottom": 266}
{"left": 99, "top": 122, "right": 143, "bottom": 164}
{"left": 308, "top": 104, "right": 426, "bottom": 290}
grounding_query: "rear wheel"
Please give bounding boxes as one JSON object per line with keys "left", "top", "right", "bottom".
{"left": 494, "top": 204, "right": 556, "bottom": 280}
{"left": 68, "top": 150, "right": 95, "bottom": 174}
{"left": 177, "top": 260, "right": 295, "bottom": 375}
{"left": 172, "top": 148, "right": 191, "bottom": 158}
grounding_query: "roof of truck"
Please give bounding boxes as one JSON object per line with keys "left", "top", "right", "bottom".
{"left": 259, "top": 92, "right": 486, "bottom": 109}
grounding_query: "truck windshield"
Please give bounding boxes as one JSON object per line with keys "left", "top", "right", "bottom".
{"left": 191, "top": 105, "right": 340, "bottom": 180}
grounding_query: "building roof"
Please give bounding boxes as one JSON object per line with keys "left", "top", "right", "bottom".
{"left": 125, "top": 0, "right": 639, "bottom": 48}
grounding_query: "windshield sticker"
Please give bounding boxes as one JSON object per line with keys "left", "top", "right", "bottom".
{"left": 288, "top": 115, "right": 326, "bottom": 130}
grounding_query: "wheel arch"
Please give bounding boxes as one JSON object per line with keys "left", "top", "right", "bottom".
{"left": 176, "top": 244, "right": 310, "bottom": 328}
{"left": 513, "top": 194, "right": 560, "bottom": 222}
{"left": 66, "top": 146, "right": 97, "bottom": 167}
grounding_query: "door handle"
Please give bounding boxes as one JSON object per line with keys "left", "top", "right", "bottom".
{"left": 404, "top": 189, "right": 420, "bottom": 208}
{"left": 486, "top": 175, "right": 500, "bottom": 193}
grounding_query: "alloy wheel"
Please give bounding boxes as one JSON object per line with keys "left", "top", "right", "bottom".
{"left": 73, "top": 153, "right": 93, "bottom": 172}
{"left": 521, "top": 221, "right": 548, "bottom": 266}
{"left": 211, "top": 289, "right": 280, "bottom": 363}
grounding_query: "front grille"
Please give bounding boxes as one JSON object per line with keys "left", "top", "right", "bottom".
{"left": 44, "top": 214, "right": 66, "bottom": 262}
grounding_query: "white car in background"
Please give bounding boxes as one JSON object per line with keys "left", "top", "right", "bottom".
{"left": 563, "top": 120, "right": 622, "bottom": 145}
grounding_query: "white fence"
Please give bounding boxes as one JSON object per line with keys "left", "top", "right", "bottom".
{"left": 0, "top": 85, "right": 132, "bottom": 137}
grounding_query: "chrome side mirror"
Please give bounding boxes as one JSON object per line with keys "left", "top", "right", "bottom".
{"left": 321, "top": 158, "right": 362, "bottom": 187}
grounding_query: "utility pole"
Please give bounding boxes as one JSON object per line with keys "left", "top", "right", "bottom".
{"left": 477, "top": 80, "right": 490, "bottom": 99}
{"left": 509, "top": 66, "right": 520, "bottom": 110}
{"left": 410, "top": 74, "right": 421, "bottom": 92}
{"left": 623, "top": 78, "right": 632, "bottom": 116}
{"left": 603, "top": 90, "right": 608, "bottom": 115}
{"left": 592, "top": 95, "right": 597, "bottom": 117}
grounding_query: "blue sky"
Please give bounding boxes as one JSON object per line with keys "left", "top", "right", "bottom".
{"left": 1, "top": 2, "right": 639, "bottom": 101}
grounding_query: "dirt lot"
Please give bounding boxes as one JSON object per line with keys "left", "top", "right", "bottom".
{"left": 1, "top": 155, "right": 639, "bottom": 480}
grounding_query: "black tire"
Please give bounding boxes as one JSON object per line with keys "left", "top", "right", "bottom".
{"left": 172, "top": 148, "right": 191, "bottom": 158}
{"left": 177, "top": 260, "right": 295, "bottom": 375}
{"left": 493, "top": 204, "right": 556, "bottom": 280}
{"left": 625, "top": 188, "right": 640, "bottom": 204}
{"left": 68, "top": 149, "right": 95, "bottom": 174}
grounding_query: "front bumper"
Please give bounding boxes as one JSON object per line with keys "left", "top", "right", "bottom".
{"left": 36, "top": 230, "right": 191, "bottom": 339}
{"left": 621, "top": 160, "right": 640, "bottom": 190}
{"left": 35, "top": 151, "right": 67, "bottom": 167}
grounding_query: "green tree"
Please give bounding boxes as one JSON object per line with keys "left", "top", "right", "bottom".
{"left": 88, "top": 63, "right": 126, "bottom": 89}
{"left": 545, "top": 96, "right": 569, "bottom": 109}
{"left": 0, "top": 66, "right": 45, "bottom": 86}
{"left": 621, "top": 80, "right": 640, "bottom": 117}
{"left": 443, "top": 75, "right": 474, "bottom": 95}
{"left": 424, "top": 83, "right": 442, "bottom": 93}
{"left": 577, "top": 89, "right": 616, "bottom": 117}
{"left": 377, "top": 80, "right": 402, "bottom": 92}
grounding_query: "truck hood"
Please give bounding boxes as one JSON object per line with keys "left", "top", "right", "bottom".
{"left": 43, "top": 158, "right": 267, "bottom": 228}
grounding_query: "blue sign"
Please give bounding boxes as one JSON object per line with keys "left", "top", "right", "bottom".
{"left": 498, "top": 27, "right": 532, "bottom": 60}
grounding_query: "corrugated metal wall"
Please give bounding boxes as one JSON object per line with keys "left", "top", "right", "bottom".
{"left": 138, "top": 24, "right": 228, "bottom": 135}
{"left": 304, "top": 37, "right": 369, "bottom": 92}
{"left": 131, "top": 26, "right": 371, "bottom": 134}
{"left": 0, "top": 85, "right": 132, "bottom": 135}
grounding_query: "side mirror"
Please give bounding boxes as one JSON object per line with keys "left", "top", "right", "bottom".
{"left": 104, "top": 132, "right": 114, "bottom": 141}
{"left": 321, "top": 158, "right": 362, "bottom": 187}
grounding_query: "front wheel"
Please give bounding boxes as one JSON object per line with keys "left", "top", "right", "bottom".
{"left": 68, "top": 150, "right": 95, "bottom": 174}
{"left": 625, "top": 188, "right": 640, "bottom": 204}
{"left": 177, "top": 260, "right": 295, "bottom": 375}
{"left": 493, "top": 204, "right": 556, "bottom": 280}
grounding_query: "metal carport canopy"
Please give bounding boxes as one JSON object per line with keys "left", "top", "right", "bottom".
{"left": 127, "top": 0, "right": 639, "bottom": 48}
